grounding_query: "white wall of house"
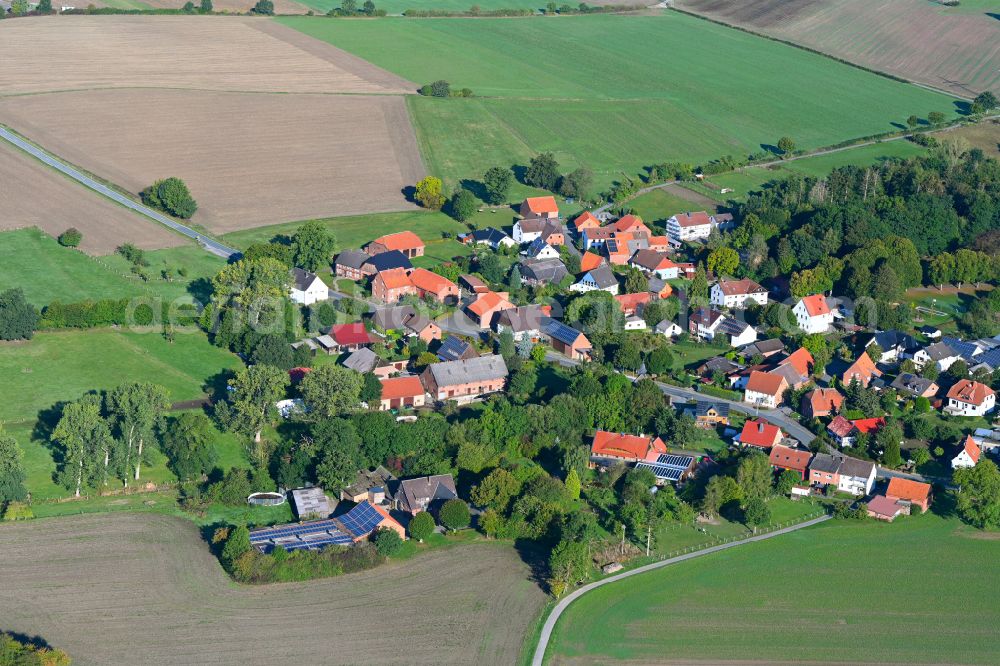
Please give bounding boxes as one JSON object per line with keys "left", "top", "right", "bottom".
{"left": 793, "top": 300, "right": 833, "bottom": 334}
{"left": 744, "top": 389, "right": 779, "bottom": 409}
{"left": 951, "top": 449, "right": 978, "bottom": 469}
{"left": 513, "top": 222, "right": 541, "bottom": 244}
{"left": 666, "top": 216, "right": 713, "bottom": 243}
{"left": 838, "top": 469, "right": 875, "bottom": 496}
{"left": 710, "top": 285, "right": 768, "bottom": 309}
{"left": 946, "top": 395, "right": 995, "bottom": 417}
{"left": 290, "top": 279, "right": 329, "bottom": 306}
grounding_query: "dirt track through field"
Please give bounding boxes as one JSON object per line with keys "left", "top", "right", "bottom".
{"left": 0, "top": 140, "right": 186, "bottom": 254}
{"left": 0, "top": 88, "right": 425, "bottom": 232}
{"left": 0, "top": 513, "right": 546, "bottom": 665}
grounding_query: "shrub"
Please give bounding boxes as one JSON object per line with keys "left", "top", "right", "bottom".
{"left": 447, "top": 188, "right": 478, "bottom": 221}
{"left": 408, "top": 510, "right": 435, "bottom": 542}
{"left": 372, "top": 527, "right": 403, "bottom": 556}
{"left": 439, "top": 498, "right": 471, "bottom": 531}
{"left": 0, "top": 288, "right": 40, "bottom": 341}
{"left": 251, "top": 0, "right": 274, "bottom": 13}
{"left": 2, "top": 501, "right": 34, "bottom": 521}
{"left": 140, "top": 177, "right": 197, "bottom": 219}
{"left": 58, "top": 227, "right": 82, "bottom": 247}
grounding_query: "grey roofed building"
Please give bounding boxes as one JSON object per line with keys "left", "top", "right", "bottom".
{"left": 363, "top": 250, "right": 412, "bottom": 273}
{"left": 769, "top": 363, "right": 806, "bottom": 388}
{"left": 520, "top": 257, "right": 569, "bottom": 285}
{"left": 393, "top": 474, "right": 458, "bottom": 514}
{"left": 342, "top": 466, "right": 396, "bottom": 500}
{"left": 335, "top": 249, "right": 369, "bottom": 270}
{"left": 698, "top": 356, "right": 742, "bottom": 375}
{"left": 866, "top": 330, "right": 918, "bottom": 354}
{"left": 290, "top": 486, "right": 333, "bottom": 519}
{"left": 717, "top": 316, "right": 754, "bottom": 338}
{"left": 809, "top": 452, "right": 841, "bottom": 475}
{"left": 436, "top": 336, "right": 478, "bottom": 362}
{"left": 466, "top": 227, "right": 514, "bottom": 248}
{"left": 427, "top": 353, "right": 508, "bottom": 386}
{"left": 291, "top": 267, "right": 321, "bottom": 292}
{"left": 373, "top": 305, "right": 417, "bottom": 331}
{"left": 941, "top": 335, "right": 988, "bottom": 361}
{"left": 922, "top": 341, "right": 959, "bottom": 361}
{"left": 838, "top": 455, "right": 876, "bottom": 479}
{"left": 342, "top": 347, "right": 379, "bottom": 374}
{"left": 524, "top": 237, "right": 555, "bottom": 258}
{"left": 971, "top": 349, "right": 1000, "bottom": 372}
{"left": 743, "top": 339, "right": 785, "bottom": 358}
{"left": 647, "top": 276, "right": 668, "bottom": 293}
{"left": 496, "top": 304, "right": 548, "bottom": 334}
{"left": 587, "top": 263, "right": 619, "bottom": 289}
{"left": 890, "top": 372, "right": 937, "bottom": 397}
{"left": 695, "top": 400, "right": 730, "bottom": 418}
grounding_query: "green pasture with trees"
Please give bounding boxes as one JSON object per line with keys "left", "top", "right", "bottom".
{"left": 280, "top": 12, "right": 955, "bottom": 191}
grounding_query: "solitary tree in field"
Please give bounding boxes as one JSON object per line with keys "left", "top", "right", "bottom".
{"left": 141, "top": 177, "right": 197, "bottom": 219}
{"left": 106, "top": 381, "right": 170, "bottom": 485}
{"left": 482, "top": 166, "right": 514, "bottom": 204}
{"left": 414, "top": 176, "right": 445, "bottom": 210}
{"left": 973, "top": 91, "right": 998, "bottom": 113}
{"left": 408, "top": 510, "right": 435, "bottom": 542}
{"left": 907, "top": 114, "right": 920, "bottom": 128}
{"left": 742, "top": 496, "right": 771, "bottom": 531}
{"left": 252, "top": 0, "right": 274, "bottom": 14}
{"left": 525, "top": 152, "right": 560, "bottom": 191}
{"left": 58, "top": 227, "right": 82, "bottom": 247}
{"left": 776, "top": 136, "right": 796, "bottom": 155}
{"left": 447, "top": 188, "right": 478, "bottom": 222}
{"left": 928, "top": 111, "right": 946, "bottom": 125}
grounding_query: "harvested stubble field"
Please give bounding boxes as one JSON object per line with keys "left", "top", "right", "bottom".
{"left": 0, "top": 16, "right": 424, "bottom": 235}
{"left": 674, "top": 0, "right": 1000, "bottom": 98}
{"left": 0, "top": 141, "right": 185, "bottom": 254}
{"left": 0, "top": 89, "right": 425, "bottom": 232}
{"left": 0, "top": 513, "right": 547, "bottom": 666}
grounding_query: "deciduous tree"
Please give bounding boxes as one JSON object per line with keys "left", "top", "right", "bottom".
{"left": 414, "top": 176, "right": 445, "bottom": 210}
{"left": 300, "top": 364, "right": 363, "bottom": 420}
{"left": 482, "top": 166, "right": 514, "bottom": 205}
{"left": 53, "top": 399, "right": 113, "bottom": 497}
{"left": 106, "top": 381, "right": 170, "bottom": 484}
{"left": 439, "top": 497, "right": 471, "bottom": 531}
{"left": 0, "top": 426, "right": 27, "bottom": 503}
{"left": 408, "top": 510, "right": 435, "bottom": 542}
{"left": 290, "top": 220, "right": 337, "bottom": 272}
{"left": 0, "top": 288, "right": 39, "bottom": 341}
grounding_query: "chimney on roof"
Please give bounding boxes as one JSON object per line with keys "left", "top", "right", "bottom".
{"left": 758, "top": 422, "right": 764, "bottom": 433}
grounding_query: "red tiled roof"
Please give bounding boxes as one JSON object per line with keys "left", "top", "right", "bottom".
{"left": 376, "top": 267, "right": 412, "bottom": 290}
{"left": 806, "top": 388, "right": 843, "bottom": 414}
{"left": 746, "top": 370, "right": 787, "bottom": 397}
{"left": 778, "top": 348, "right": 814, "bottom": 377}
{"left": 961, "top": 435, "right": 981, "bottom": 463}
{"left": 769, "top": 444, "right": 812, "bottom": 472}
{"left": 867, "top": 494, "right": 903, "bottom": 518}
{"left": 573, "top": 211, "right": 601, "bottom": 231}
{"left": 579, "top": 251, "right": 604, "bottom": 273}
{"left": 524, "top": 196, "right": 559, "bottom": 215}
{"left": 379, "top": 376, "right": 425, "bottom": 400}
{"left": 843, "top": 353, "right": 882, "bottom": 385}
{"left": 613, "top": 292, "right": 651, "bottom": 312}
{"left": 613, "top": 215, "right": 650, "bottom": 234}
{"left": 673, "top": 211, "right": 712, "bottom": 228}
{"left": 886, "top": 477, "right": 931, "bottom": 503}
{"left": 331, "top": 322, "right": 373, "bottom": 346}
{"left": 408, "top": 268, "right": 456, "bottom": 295}
{"left": 827, "top": 415, "right": 854, "bottom": 438}
{"left": 740, "top": 419, "right": 783, "bottom": 448}
{"left": 946, "top": 379, "right": 995, "bottom": 406}
{"left": 716, "top": 278, "right": 765, "bottom": 296}
{"left": 591, "top": 430, "right": 667, "bottom": 461}
{"left": 467, "top": 291, "right": 513, "bottom": 318}
{"left": 851, "top": 417, "right": 885, "bottom": 435}
{"left": 799, "top": 294, "right": 830, "bottom": 317}
{"left": 372, "top": 231, "right": 424, "bottom": 252}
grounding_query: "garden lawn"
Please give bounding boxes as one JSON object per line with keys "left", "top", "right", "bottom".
{"left": 546, "top": 513, "right": 1000, "bottom": 664}
{"left": 0, "top": 228, "right": 223, "bottom": 306}
{"left": 279, "top": 13, "right": 956, "bottom": 190}
{"left": 627, "top": 188, "right": 711, "bottom": 225}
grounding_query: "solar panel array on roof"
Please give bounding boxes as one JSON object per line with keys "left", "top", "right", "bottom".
{"left": 635, "top": 453, "right": 695, "bottom": 483}
{"left": 541, "top": 318, "right": 583, "bottom": 346}
{"left": 249, "top": 518, "right": 353, "bottom": 554}
{"left": 339, "top": 501, "right": 385, "bottom": 538}
{"left": 657, "top": 454, "right": 695, "bottom": 468}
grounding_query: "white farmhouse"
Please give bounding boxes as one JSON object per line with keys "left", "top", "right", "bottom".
{"left": 290, "top": 268, "right": 329, "bottom": 306}
{"left": 793, "top": 294, "right": 833, "bottom": 334}
{"left": 945, "top": 379, "right": 996, "bottom": 417}
{"left": 665, "top": 211, "right": 716, "bottom": 244}
{"left": 710, "top": 278, "right": 768, "bottom": 309}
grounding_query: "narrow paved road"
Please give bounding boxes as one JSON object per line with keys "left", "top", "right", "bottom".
{"left": 0, "top": 126, "right": 239, "bottom": 259}
{"left": 531, "top": 514, "right": 831, "bottom": 666}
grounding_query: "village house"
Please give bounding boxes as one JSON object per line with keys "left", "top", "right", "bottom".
{"left": 809, "top": 453, "right": 876, "bottom": 496}
{"left": 863, "top": 330, "right": 918, "bottom": 363}
{"left": 612, "top": 214, "right": 652, "bottom": 237}
{"left": 913, "top": 341, "right": 963, "bottom": 373}
{"left": 793, "top": 294, "right": 834, "bottom": 334}
{"left": 635, "top": 453, "right": 698, "bottom": 485}
{"left": 579, "top": 251, "right": 605, "bottom": 273}
{"left": 367, "top": 231, "right": 425, "bottom": 258}
{"left": 743, "top": 370, "right": 788, "bottom": 408}
{"left": 867, "top": 495, "right": 905, "bottom": 522}
{"left": 572, "top": 211, "right": 602, "bottom": 234}
{"left": 461, "top": 227, "right": 516, "bottom": 250}
{"left": 378, "top": 375, "right": 427, "bottom": 411}
{"left": 689, "top": 400, "right": 730, "bottom": 428}
{"left": 614, "top": 292, "right": 651, "bottom": 317}
{"left": 629, "top": 249, "right": 683, "bottom": 279}
{"left": 372, "top": 305, "right": 441, "bottom": 343}
{"left": 665, "top": 211, "right": 716, "bottom": 244}
{"left": 334, "top": 249, "right": 369, "bottom": 281}
{"left": 372, "top": 267, "right": 417, "bottom": 303}
{"left": 519, "top": 195, "right": 559, "bottom": 220}
{"left": 951, "top": 435, "right": 981, "bottom": 469}
{"left": 890, "top": 373, "right": 939, "bottom": 399}
{"left": 420, "top": 354, "right": 508, "bottom": 402}
{"left": 519, "top": 257, "right": 569, "bottom": 286}
{"left": 435, "top": 336, "right": 479, "bottom": 363}
{"left": 341, "top": 466, "right": 396, "bottom": 504}
{"left": 841, "top": 353, "right": 882, "bottom": 388}
{"left": 289, "top": 268, "right": 328, "bottom": 306}
{"left": 590, "top": 430, "right": 667, "bottom": 466}
{"left": 743, "top": 339, "right": 785, "bottom": 360}
{"left": 341, "top": 347, "right": 380, "bottom": 374}
{"left": 523, "top": 237, "right": 561, "bottom": 261}
{"left": 362, "top": 250, "right": 412, "bottom": 277}
{"left": 801, "top": 387, "right": 844, "bottom": 419}
{"left": 769, "top": 444, "right": 812, "bottom": 479}
{"left": 690, "top": 308, "right": 757, "bottom": 347}
{"left": 494, "top": 304, "right": 550, "bottom": 341}
{"left": 945, "top": 379, "right": 996, "bottom": 416}
{"left": 738, "top": 419, "right": 785, "bottom": 450}
{"left": 407, "top": 268, "right": 460, "bottom": 303}
{"left": 885, "top": 477, "right": 931, "bottom": 514}
{"left": 322, "top": 322, "right": 374, "bottom": 353}
{"left": 710, "top": 278, "right": 768, "bottom": 309}
{"left": 581, "top": 227, "right": 615, "bottom": 251}
{"left": 647, "top": 278, "right": 673, "bottom": 300}
{"left": 624, "top": 315, "right": 646, "bottom": 331}
{"left": 541, "top": 317, "right": 593, "bottom": 361}
{"left": 604, "top": 233, "right": 649, "bottom": 265}
{"left": 570, "top": 263, "right": 619, "bottom": 294}
{"left": 393, "top": 474, "right": 458, "bottom": 516}
{"left": 654, "top": 319, "right": 683, "bottom": 338}
{"left": 828, "top": 415, "right": 884, "bottom": 447}
{"left": 465, "top": 290, "right": 516, "bottom": 329}
{"left": 512, "top": 218, "right": 546, "bottom": 244}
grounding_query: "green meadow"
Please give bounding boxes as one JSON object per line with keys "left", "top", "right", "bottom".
{"left": 297, "top": 0, "right": 545, "bottom": 14}
{"left": 544, "top": 513, "right": 999, "bottom": 664}
{"left": 279, "top": 13, "right": 956, "bottom": 190}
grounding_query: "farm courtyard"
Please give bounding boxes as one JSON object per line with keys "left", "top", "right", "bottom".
{"left": 0, "top": 512, "right": 547, "bottom": 665}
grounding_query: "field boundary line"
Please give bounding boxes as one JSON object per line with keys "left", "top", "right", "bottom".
{"left": 530, "top": 513, "right": 832, "bottom": 666}
{"left": 0, "top": 125, "right": 238, "bottom": 259}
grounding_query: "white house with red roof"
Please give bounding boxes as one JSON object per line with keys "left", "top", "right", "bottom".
{"left": 590, "top": 430, "right": 667, "bottom": 466}
{"left": 738, "top": 419, "right": 784, "bottom": 450}
{"left": 793, "top": 294, "right": 834, "bottom": 334}
{"left": 945, "top": 379, "right": 996, "bottom": 417}
{"left": 743, "top": 370, "right": 788, "bottom": 408}
{"left": 665, "top": 211, "right": 717, "bottom": 243}
{"left": 951, "top": 435, "right": 981, "bottom": 469}
{"left": 710, "top": 278, "right": 768, "bottom": 309}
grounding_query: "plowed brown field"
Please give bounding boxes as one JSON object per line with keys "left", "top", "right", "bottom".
{"left": 0, "top": 512, "right": 546, "bottom": 666}
{"left": 674, "top": 0, "right": 1000, "bottom": 98}
{"left": 0, "top": 140, "right": 185, "bottom": 254}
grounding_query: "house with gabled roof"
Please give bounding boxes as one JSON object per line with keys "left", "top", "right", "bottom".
{"left": 801, "top": 387, "right": 844, "bottom": 419}
{"left": 769, "top": 444, "right": 812, "bottom": 479}
{"left": 378, "top": 376, "right": 426, "bottom": 411}
{"left": 523, "top": 237, "right": 560, "bottom": 260}
{"left": 710, "top": 278, "right": 768, "bottom": 309}
{"left": 579, "top": 251, "right": 605, "bottom": 274}
{"left": 886, "top": 477, "right": 931, "bottom": 513}
{"left": 952, "top": 435, "right": 981, "bottom": 469}
{"left": 512, "top": 218, "right": 546, "bottom": 244}
{"left": 372, "top": 267, "right": 417, "bottom": 303}
{"left": 367, "top": 231, "right": 424, "bottom": 258}
{"left": 408, "top": 268, "right": 459, "bottom": 303}
{"left": 421, "top": 354, "right": 508, "bottom": 401}
{"left": 465, "top": 290, "right": 516, "bottom": 329}
{"left": 392, "top": 474, "right": 458, "bottom": 516}
{"left": 519, "top": 257, "right": 569, "bottom": 287}
{"left": 461, "top": 227, "right": 516, "bottom": 250}
{"left": 841, "top": 353, "right": 882, "bottom": 388}
{"left": 327, "top": 322, "right": 374, "bottom": 352}
{"left": 436, "top": 336, "right": 479, "bottom": 363}
{"left": 809, "top": 453, "right": 876, "bottom": 495}
{"left": 690, "top": 308, "right": 757, "bottom": 347}
{"left": 290, "top": 268, "right": 329, "bottom": 306}
{"left": 630, "top": 249, "right": 683, "bottom": 279}
{"left": 495, "top": 304, "right": 551, "bottom": 341}
{"left": 744, "top": 371, "right": 788, "bottom": 408}
{"left": 743, "top": 339, "right": 785, "bottom": 359}
{"left": 590, "top": 430, "right": 667, "bottom": 466}
{"left": 738, "top": 419, "right": 784, "bottom": 450}
{"left": 614, "top": 292, "right": 651, "bottom": 317}
{"left": 569, "top": 263, "right": 619, "bottom": 294}
{"left": 826, "top": 415, "right": 856, "bottom": 447}
{"left": 572, "top": 211, "right": 602, "bottom": 233}
{"left": 776, "top": 347, "right": 814, "bottom": 378}
{"left": 604, "top": 233, "right": 648, "bottom": 265}
{"left": 581, "top": 227, "right": 615, "bottom": 251}
{"left": 688, "top": 400, "right": 730, "bottom": 428}
{"left": 335, "top": 249, "right": 369, "bottom": 281}
{"left": 793, "top": 294, "right": 833, "bottom": 334}
{"left": 890, "top": 373, "right": 938, "bottom": 399}
{"left": 341, "top": 466, "right": 396, "bottom": 503}
{"left": 541, "top": 317, "right": 592, "bottom": 361}
{"left": 945, "top": 379, "right": 996, "bottom": 416}
{"left": 867, "top": 495, "right": 905, "bottom": 522}
{"left": 666, "top": 211, "right": 716, "bottom": 243}
{"left": 863, "top": 330, "right": 918, "bottom": 363}
{"left": 519, "top": 195, "right": 559, "bottom": 220}
{"left": 612, "top": 214, "right": 652, "bottom": 237}
{"left": 913, "top": 341, "right": 962, "bottom": 372}
{"left": 647, "top": 277, "right": 673, "bottom": 300}
{"left": 362, "top": 250, "right": 412, "bottom": 276}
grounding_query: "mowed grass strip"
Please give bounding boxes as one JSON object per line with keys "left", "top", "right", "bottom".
{"left": 279, "top": 13, "right": 955, "bottom": 188}
{"left": 546, "top": 513, "right": 1000, "bottom": 664}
